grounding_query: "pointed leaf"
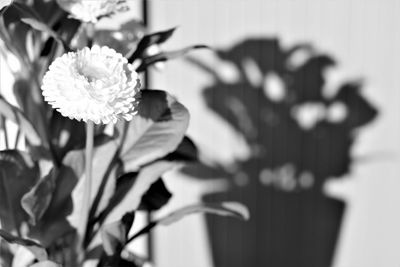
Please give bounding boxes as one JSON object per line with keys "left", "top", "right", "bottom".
{"left": 120, "top": 90, "right": 190, "bottom": 171}
{"left": 137, "top": 45, "right": 209, "bottom": 72}
{"left": 0, "top": 229, "right": 48, "bottom": 261}
{"left": 128, "top": 27, "right": 176, "bottom": 62}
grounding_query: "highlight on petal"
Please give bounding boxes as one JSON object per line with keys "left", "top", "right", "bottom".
{"left": 41, "top": 45, "right": 141, "bottom": 124}
{"left": 56, "top": 0, "right": 127, "bottom": 23}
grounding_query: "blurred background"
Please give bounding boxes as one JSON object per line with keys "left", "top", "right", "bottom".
{"left": 1, "top": 0, "right": 400, "bottom": 267}
{"left": 147, "top": 1, "right": 400, "bottom": 267}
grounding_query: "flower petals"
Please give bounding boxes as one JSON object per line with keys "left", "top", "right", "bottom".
{"left": 41, "top": 46, "right": 141, "bottom": 124}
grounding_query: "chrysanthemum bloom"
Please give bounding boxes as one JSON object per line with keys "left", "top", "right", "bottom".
{"left": 56, "top": 0, "right": 127, "bottom": 23}
{"left": 41, "top": 46, "right": 141, "bottom": 124}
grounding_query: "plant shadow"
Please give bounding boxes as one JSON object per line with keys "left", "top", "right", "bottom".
{"left": 183, "top": 38, "right": 378, "bottom": 267}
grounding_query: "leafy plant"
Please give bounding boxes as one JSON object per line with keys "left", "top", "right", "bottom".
{"left": 0, "top": 1, "right": 249, "bottom": 266}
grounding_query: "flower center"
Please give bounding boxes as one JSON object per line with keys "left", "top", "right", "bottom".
{"left": 74, "top": 59, "right": 124, "bottom": 103}
{"left": 78, "top": 63, "right": 110, "bottom": 82}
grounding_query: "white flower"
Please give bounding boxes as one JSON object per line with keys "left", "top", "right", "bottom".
{"left": 56, "top": 0, "right": 127, "bottom": 23}
{"left": 41, "top": 46, "right": 141, "bottom": 124}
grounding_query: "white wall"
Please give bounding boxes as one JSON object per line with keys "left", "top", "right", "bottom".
{"left": 149, "top": 1, "right": 400, "bottom": 267}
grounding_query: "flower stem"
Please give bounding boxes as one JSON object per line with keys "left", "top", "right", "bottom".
{"left": 82, "top": 120, "right": 94, "bottom": 241}
{"left": 85, "top": 22, "right": 95, "bottom": 47}
{"left": 1, "top": 116, "right": 8, "bottom": 149}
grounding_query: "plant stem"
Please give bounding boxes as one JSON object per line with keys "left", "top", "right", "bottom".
{"left": 81, "top": 121, "right": 94, "bottom": 242}
{"left": 1, "top": 116, "right": 8, "bottom": 149}
{"left": 85, "top": 22, "right": 95, "bottom": 47}
{"left": 14, "top": 129, "right": 20, "bottom": 149}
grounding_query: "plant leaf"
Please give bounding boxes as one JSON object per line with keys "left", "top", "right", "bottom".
{"left": 137, "top": 45, "right": 209, "bottom": 72}
{"left": 0, "top": 150, "right": 40, "bottom": 231}
{"left": 159, "top": 202, "right": 250, "bottom": 225}
{"left": 0, "top": 229, "right": 48, "bottom": 261}
{"left": 10, "top": 1, "right": 70, "bottom": 51}
{"left": 119, "top": 90, "right": 190, "bottom": 172}
{"left": 99, "top": 160, "right": 180, "bottom": 225}
{"left": 27, "top": 138, "right": 118, "bottom": 247}
{"left": 0, "top": 96, "right": 42, "bottom": 147}
{"left": 101, "top": 212, "right": 135, "bottom": 256}
{"left": 128, "top": 27, "right": 176, "bottom": 62}
{"left": 20, "top": 18, "right": 69, "bottom": 51}
{"left": 138, "top": 178, "right": 172, "bottom": 211}
{"left": 127, "top": 202, "right": 249, "bottom": 242}
{"left": 21, "top": 168, "right": 57, "bottom": 225}
{"left": 164, "top": 136, "right": 198, "bottom": 162}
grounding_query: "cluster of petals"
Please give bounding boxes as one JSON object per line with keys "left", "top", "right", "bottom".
{"left": 41, "top": 46, "right": 141, "bottom": 124}
{"left": 56, "top": 0, "right": 127, "bottom": 23}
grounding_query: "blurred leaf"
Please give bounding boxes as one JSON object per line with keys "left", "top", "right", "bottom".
{"left": 12, "top": 78, "right": 50, "bottom": 144}
{"left": 138, "top": 178, "right": 172, "bottom": 211}
{"left": 120, "top": 90, "right": 190, "bottom": 171}
{"left": 21, "top": 17, "right": 70, "bottom": 51}
{"left": 0, "top": 229, "right": 48, "bottom": 261}
{"left": 95, "top": 19, "right": 145, "bottom": 56}
{"left": 40, "top": 13, "right": 80, "bottom": 57}
{"left": 180, "top": 161, "right": 230, "bottom": 180}
{"left": 101, "top": 212, "right": 135, "bottom": 256}
{"left": 128, "top": 27, "right": 176, "bottom": 62}
{"left": 31, "top": 0, "right": 65, "bottom": 23}
{"left": 30, "top": 260, "right": 62, "bottom": 267}
{"left": 137, "top": 45, "right": 209, "bottom": 72}
{"left": 21, "top": 169, "right": 57, "bottom": 225}
{"left": 10, "top": 2, "right": 69, "bottom": 51}
{"left": 0, "top": 96, "right": 42, "bottom": 147}
{"left": 0, "top": 150, "right": 40, "bottom": 231}
{"left": 10, "top": 2, "right": 41, "bottom": 20}
{"left": 127, "top": 202, "right": 250, "bottom": 242}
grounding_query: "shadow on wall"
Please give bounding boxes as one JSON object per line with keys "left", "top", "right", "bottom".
{"left": 183, "top": 38, "right": 378, "bottom": 267}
